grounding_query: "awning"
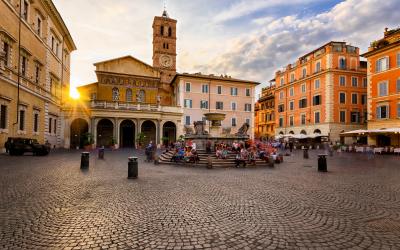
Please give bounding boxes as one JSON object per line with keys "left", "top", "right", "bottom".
{"left": 340, "top": 128, "right": 400, "bottom": 137}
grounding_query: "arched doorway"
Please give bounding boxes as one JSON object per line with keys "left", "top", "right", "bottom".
{"left": 300, "top": 130, "right": 307, "bottom": 135}
{"left": 141, "top": 120, "right": 156, "bottom": 146}
{"left": 162, "top": 121, "right": 176, "bottom": 146}
{"left": 314, "top": 129, "right": 321, "bottom": 134}
{"left": 120, "top": 120, "right": 135, "bottom": 148}
{"left": 70, "top": 118, "right": 88, "bottom": 149}
{"left": 97, "top": 119, "right": 114, "bottom": 147}
{"left": 289, "top": 131, "right": 294, "bottom": 134}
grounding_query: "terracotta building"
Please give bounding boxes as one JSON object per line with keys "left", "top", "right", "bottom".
{"left": 255, "top": 85, "right": 275, "bottom": 140}
{"left": 274, "top": 41, "right": 367, "bottom": 142}
{"left": 171, "top": 73, "right": 259, "bottom": 138}
{"left": 0, "top": 0, "right": 76, "bottom": 151}
{"left": 361, "top": 28, "right": 400, "bottom": 146}
{"left": 65, "top": 10, "right": 182, "bottom": 149}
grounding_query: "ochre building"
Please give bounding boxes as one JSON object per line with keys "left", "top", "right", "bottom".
{"left": 361, "top": 28, "right": 400, "bottom": 146}
{"left": 255, "top": 85, "right": 275, "bottom": 140}
{"left": 0, "top": 0, "right": 76, "bottom": 151}
{"left": 274, "top": 41, "right": 367, "bottom": 142}
{"left": 65, "top": 10, "right": 182, "bottom": 149}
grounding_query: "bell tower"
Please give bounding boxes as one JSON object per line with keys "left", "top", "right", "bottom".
{"left": 152, "top": 9, "right": 177, "bottom": 85}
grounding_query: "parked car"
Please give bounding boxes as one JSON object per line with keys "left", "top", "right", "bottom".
{"left": 4, "top": 137, "right": 50, "bottom": 156}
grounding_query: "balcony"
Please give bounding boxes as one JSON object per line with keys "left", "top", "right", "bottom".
{"left": 90, "top": 100, "right": 182, "bottom": 113}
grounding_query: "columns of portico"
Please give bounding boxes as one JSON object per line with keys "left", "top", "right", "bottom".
{"left": 135, "top": 118, "right": 141, "bottom": 148}
{"left": 157, "top": 119, "right": 161, "bottom": 146}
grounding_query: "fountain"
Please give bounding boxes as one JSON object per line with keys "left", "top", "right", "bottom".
{"left": 183, "top": 113, "right": 250, "bottom": 150}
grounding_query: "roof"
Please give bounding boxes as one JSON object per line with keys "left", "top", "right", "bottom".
{"left": 361, "top": 39, "right": 400, "bottom": 57}
{"left": 171, "top": 73, "right": 261, "bottom": 85}
{"left": 93, "top": 55, "right": 156, "bottom": 70}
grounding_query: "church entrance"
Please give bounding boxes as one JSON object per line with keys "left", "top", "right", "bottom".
{"left": 141, "top": 120, "right": 156, "bottom": 146}
{"left": 120, "top": 120, "right": 135, "bottom": 148}
{"left": 97, "top": 119, "right": 114, "bottom": 147}
{"left": 70, "top": 118, "right": 88, "bottom": 149}
{"left": 162, "top": 121, "right": 176, "bottom": 146}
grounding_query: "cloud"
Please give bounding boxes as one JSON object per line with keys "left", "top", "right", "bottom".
{"left": 198, "top": 0, "right": 400, "bottom": 92}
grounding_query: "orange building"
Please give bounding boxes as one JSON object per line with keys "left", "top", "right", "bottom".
{"left": 274, "top": 41, "right": 367, "bottom": 142}
{"left": 255, "top": 85, "right": 275, "bottom": 140}
{"left": 361, "top": 28, "right": 400, "bottom": 146}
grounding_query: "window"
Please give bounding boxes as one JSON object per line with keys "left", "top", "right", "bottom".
{"left": 301, "top": 114, "right": 306, "bottom": 125}
{"left": 33, "top": 113, "right": 39, "bottom": 132}
{"left": 315, "top": 62, "right": 321, "bottom": 72}
{"left": 361, "top": 94, "right": 367, "bottom": 105}
{"left": 397, "top": 53, "right": 400, "bottom": 67}
{"left": 231, "top": 118, "right": 237, "bottom": 127}
{"left": 351, "top": 112, "right": 360, "bottom": 123}
{"left": 90, "top": 93, "right": 97, "bottom": 100}
{"left": 378, "top": 81, "right": 388, "bottom": 96}
{"left": 289, "top": 101, "right": 294, "bottom": 111}
{"left": 339, "top": 57, "right": 346, "bottom": 69}
{"left": 278, "top": 104, "right": 285, "bottom": 113}
{"left": 200, "top": 100, "right": 208, "bottom": 109}
{"left": 302, "top": 68, "right": 307, "bottom": 78}
{"left": 339, "top": 93, "right": 346, "bottom": 104}
{"left": 290, "top": 73, "right": 295, "bottom": 82}
{"left": 51, "top": 36, "right": 55, "bottom": 51}
{"left": 289, "top": 87, "right": 294, "bottom": 97}
{"left": 19, "top": 109, "right": 25, "bottom": 131}
{"left": 351, "top": 93, "right": 358, "bottom": 104}
{"left": 280, "top": 78, "right": 284, "bottom": 86}
{"left": 112, "top": 88, "right": 119, "bottom": 101}
{"left": 231, "top": 102, "right": 236, "bottom": 111}
{"left": 54, "top": 119, "right": 57, "bottom": 134}
{"left": 34, "top": 64, "right": 40, "bottom": 84}
{"left": 168, "top": 27, "right": 172, "bottom": 37}
{"left": 339, "top": 76, "right": 346, "bottom": 86}
{"left": 363, "top": 78, "right": 367, "bottom": 88}
{"left": 340, "top": 111, "right": 346, "bottom": 123}
{"left": 126, "top": 89, "right": 132, "bottom": 102}
{"left": 279, "top": 91, "right": 284, "bottom": 100}
{"left": 49, "top": 118, "right": 52, "bottom": 133}
{"left": 398, "top": 103, "right": 400, "bottom": 118}
{"left": 279, "top": 117, "right": 284, "bottom": 127}
{"left": 185, "top": 116, "right": 191, "bottom": 125}
{"left": 245, "top": 118, "right": 250, "bottom": 125}
{"left": 3, "top": 41, "right": 9, "bottom": 66}
{"left": 299, "top": 98, "right": 307, "bottom": 108}
{"left": 216, "top": 101, "right": 223, "bottom": 110}
{"left": 376, "top": 105, "right": 389, "bottom": 119}
{"left": 301, "top": 84, "right": 306, "bottom": 93}
{"left": 289, "top": 116, "right": 294, "bottom": 127}
{"left": 351, "top": 77, "right": 358, "bottom": 87}
{"left": 314, "top": 112, "right": 320, "bottom": 124}
{"left": 184, "top": 99, "right": 192, "bottom": 108}
{"left": 245, "top": 88, "right": 251, "bottom": 97}
{"left": 21, "top": 56, "right": 27, "bottom": 76}
{"left": 0, "top": 105, "right": 7, "bottom": 129}
{"left": 36, "top": 17, "right": 42, "bottom": 36}
{"left": 185, "top": 82, "right": 191, "bottom": 92}
{"left": 244, "top": 104, "right": 252, "bottom": 112}
{"left": 397, "top": 78, "right": 400, "bottom": 93}
{"left": 313, "top": 95, "right": 322, "bottom": 106}
{"left": 376, "top": 57, "right": 389, "bottom": 72}
{"left": 314, "top": 79, "right": 320, "bottom": 89}
{"left": 160, "top": 26, "right": 164, "bottom": 36}
{"left": 217, "top": 85, "right": 222, "bottom": 94}
{"left": 202, "top": 84, "right": 209, "bottom": 93}
{"left": 230, "top": 87, "right": 238, "bottom": 96}
{"left": 22, "top": 0, "right": 29, "bottom": 21}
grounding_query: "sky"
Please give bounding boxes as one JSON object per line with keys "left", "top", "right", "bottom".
{"left": 53, "top": 0, "right": 400, "bottom": 97}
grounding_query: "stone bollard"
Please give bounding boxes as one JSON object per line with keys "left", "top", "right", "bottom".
{"left": 128, "top": 156, "right": 138, "bottom": 179}
{"left": 303, "top": 148, "right": 309, "bottom": 159}
{"left": 80, "top": 152, "right": 90, "bottom": 169}
{"left": 98, "top": 146, "right": 105, "bottom": 159}
{"left": 206, "top": 155, "right": 213, "bottom": 169}
{"left": 268, "top": 156, "right": 274, "bottom": 168}
{"left": 318, "top": 154, "right": 328, "bottom": 172}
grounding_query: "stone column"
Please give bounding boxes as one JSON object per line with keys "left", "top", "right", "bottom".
{"left": 91, "top": 118, "right": 96, "bottom": 147}
{"left": 136, "top": 118, "right": 141, "bottom": 148}
{"left": 157, "top": 120, "right": 161, "bottom": 146}
{"left": 113, "top": 118, "right": 119, "bottom": 148}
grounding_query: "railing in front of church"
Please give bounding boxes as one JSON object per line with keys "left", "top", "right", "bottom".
{"left": 89, "top": 100, "right": 182, "bottom": 113}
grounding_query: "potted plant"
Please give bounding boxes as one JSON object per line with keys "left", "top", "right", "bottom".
{"left": 83, "top": 132, "right": 94, "bottom": 151}
{"left": 110, "top": 137, "right": 117, "bottom": 150}
{"left": 136, "top": 132, "right": 146, "bottom": 149}
{"left": 162, "top": 136, "right": 169, "bottom": 147}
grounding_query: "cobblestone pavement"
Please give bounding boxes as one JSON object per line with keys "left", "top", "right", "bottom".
{"left": 1, "top": 149, "right": 400, "bottom": 249}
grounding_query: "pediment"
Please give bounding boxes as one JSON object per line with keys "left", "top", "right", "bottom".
{"left": 94, "top": 56, "right": 160, "bottom": 78}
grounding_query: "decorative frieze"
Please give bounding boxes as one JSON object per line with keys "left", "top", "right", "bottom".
{"left": 97, "top": 72, "right": 160, "bottom": 89}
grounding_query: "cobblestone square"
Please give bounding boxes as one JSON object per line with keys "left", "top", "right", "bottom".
{"left": 1, "top": 150, "right": 400, "bottom": 249}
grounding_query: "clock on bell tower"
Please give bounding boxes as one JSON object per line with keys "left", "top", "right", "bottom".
{"left": 152, "top": 9, "right": 177, "bottom": 85}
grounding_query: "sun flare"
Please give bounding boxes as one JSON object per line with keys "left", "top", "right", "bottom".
{"left": 70, "top": 88, "right": 80, "bottom": 100}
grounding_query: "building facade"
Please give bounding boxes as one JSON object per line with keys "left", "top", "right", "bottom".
{"left": 255, "top": 85, "right": 275, "bottom": 140}
{"left": 64, "top": 10, "right": 182, "bottom": 149}
{"left": 172, "top": 73, "right": 259, "bottom": 138}
{"left": 0, "top": 0, "right": 76, "bottom": 151}
{"left": 361, "top": 28, "right": 400, "bottom": 146}
{"left": 274, "top": 41, "right": 367, "bottom": 142}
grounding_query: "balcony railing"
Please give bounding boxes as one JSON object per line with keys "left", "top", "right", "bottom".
{"left": 90, "top": 100, "right": 182, "bottom": 113}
